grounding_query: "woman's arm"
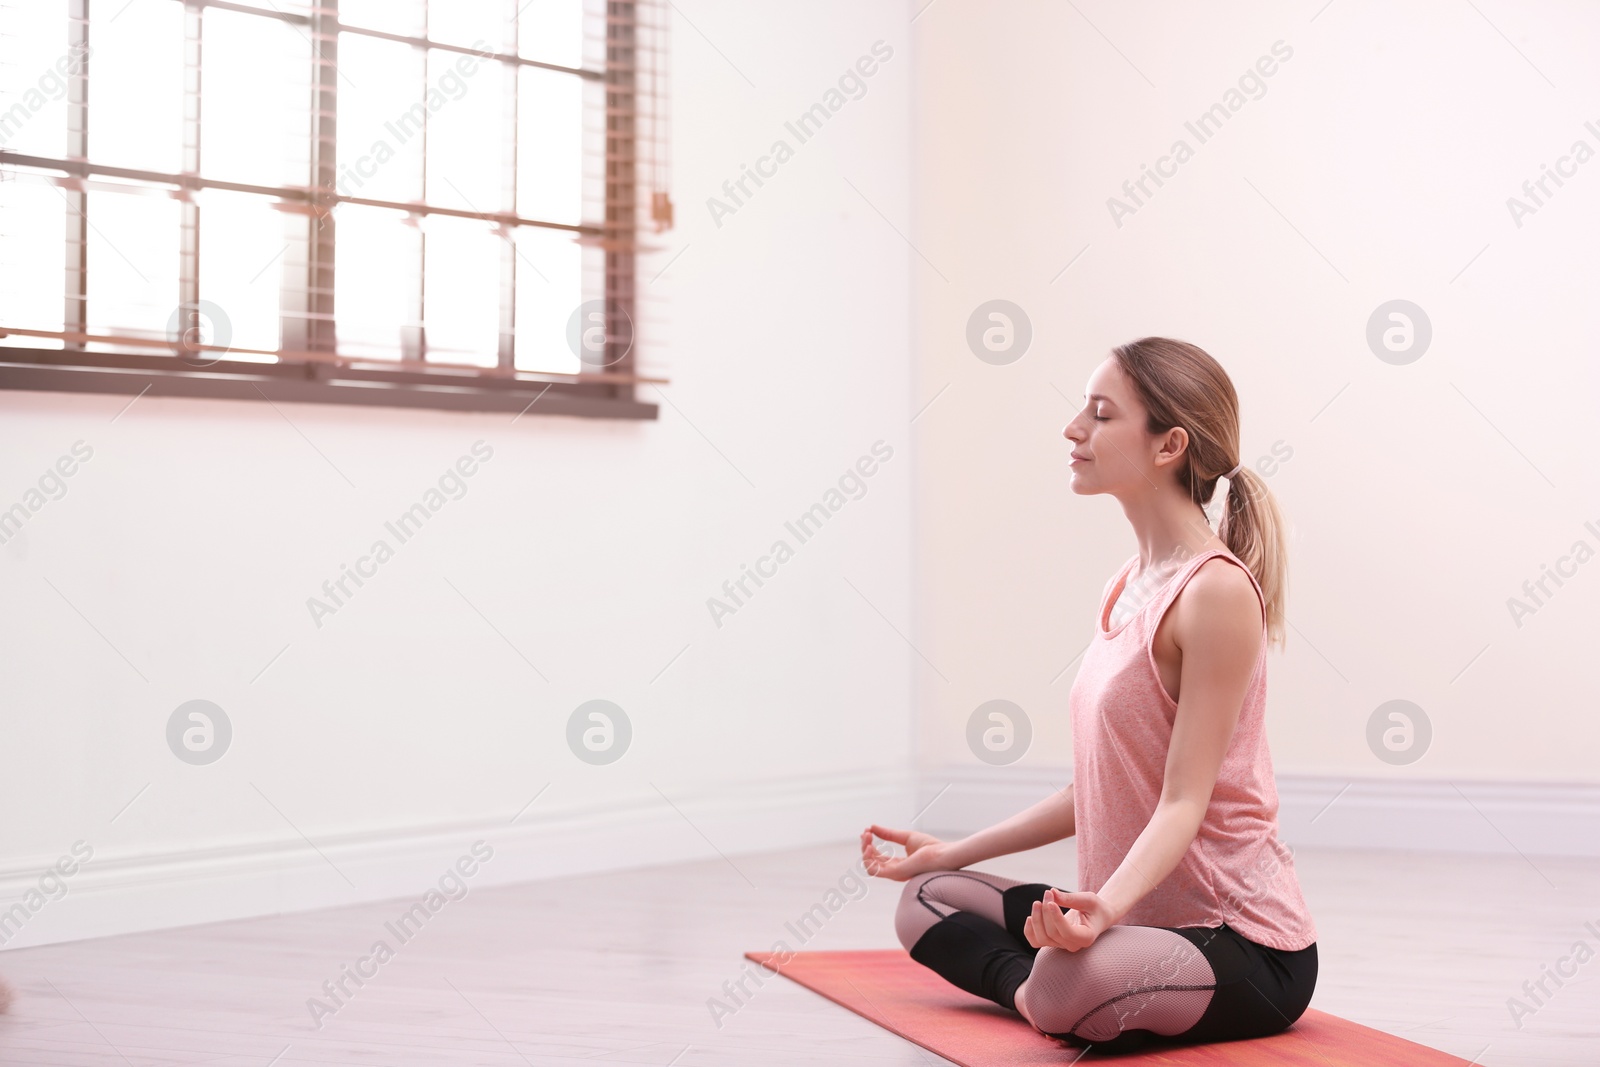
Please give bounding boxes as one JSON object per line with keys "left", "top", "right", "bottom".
{"left": 1026, "top": 560, "right": 1262, "bottom": 948}
{"left": 861, "top": 784, "right": 1074, "bottom": 881}
{"left": 940, "top": 782, "right": 1076, "bottom": 869}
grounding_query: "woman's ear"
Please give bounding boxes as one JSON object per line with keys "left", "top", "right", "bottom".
{"left": 1152, "top": 425, "right": 1190, "bottom": 471}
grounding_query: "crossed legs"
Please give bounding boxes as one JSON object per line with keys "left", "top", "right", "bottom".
{"left": 894, "top": 870, "right": 1216, "bottom": 1047}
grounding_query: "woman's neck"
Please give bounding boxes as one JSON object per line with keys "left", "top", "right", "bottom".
{"left": 1118, "top": 492, "right": 1223, "bottom": 572}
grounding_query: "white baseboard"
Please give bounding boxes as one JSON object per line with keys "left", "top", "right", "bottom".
{"left": 7, "top": 765, "right": 1595, "bottom": 952}
{"left": 1273, "top": 774, "right": 1600, "bottom": 858}
{"left": 0, "top": 769, "right": 915, "bottom": 951}
{"left": 914, "top": 765, "right": 1600, "bottom": 859}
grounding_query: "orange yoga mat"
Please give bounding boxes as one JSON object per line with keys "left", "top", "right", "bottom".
{"left": 744, "top": 949, "right": 1481, "bottom": 1065}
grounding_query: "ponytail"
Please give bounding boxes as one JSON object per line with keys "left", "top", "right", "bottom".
{"left": 1218, "top": 466, "right": 1289, "bottom": 648}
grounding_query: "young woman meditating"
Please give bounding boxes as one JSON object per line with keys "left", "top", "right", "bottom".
{"left": 861, "top": 336, "right": 1316, "bottom": 1053}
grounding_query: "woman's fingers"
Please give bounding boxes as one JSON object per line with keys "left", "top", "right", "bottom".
{"left": 1029, "top": 902, "right": 1058, "bottom": 948}
{"left": 861, "top": 843, "right": 880, "bottom": 875}
{"left": 1031, "top": 897, "right": 1081, "bottom": 951}
{"left": 863, "top": 825, "right": 916, "bottom": 880}
{"left": 1047, "top": 889, "right": 1097, "bottom": 913}
{"left": 1056, "top": 925, "right": 1092, "bottom": 951}
{"left": 860, "top": 829, "right": 899, "bottom": 878}
{"left": 1038, "top": 899, "right": 1067, "bottom": 942}
{"left": 1040, "top": 889, "right": 1100, "bottom": 950}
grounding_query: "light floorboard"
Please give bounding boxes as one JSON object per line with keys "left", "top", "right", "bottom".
{"left": 1, "top": 841, "right": 1595, "bottom": 1065}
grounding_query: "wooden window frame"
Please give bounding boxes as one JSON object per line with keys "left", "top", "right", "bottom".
{"left": 0, "top": 0, "right": 658, "bottom": 420}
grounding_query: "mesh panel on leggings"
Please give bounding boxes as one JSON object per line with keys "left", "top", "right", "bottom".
{"left": 894, "top": 870, "right": 1025, "bottom": 950}
{"left": 1015, "top": 925, "right": 1217, "bottom": 1043}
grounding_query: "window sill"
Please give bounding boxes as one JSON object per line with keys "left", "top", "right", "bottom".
{"left": 0, "top": 348, "right": 659, "bottom": 420}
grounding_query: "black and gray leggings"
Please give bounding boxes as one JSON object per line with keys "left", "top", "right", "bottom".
{"left": 895, "top": 870, "right": 1317, "bottom": 1052}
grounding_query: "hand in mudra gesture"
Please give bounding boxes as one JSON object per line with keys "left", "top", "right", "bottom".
{"left": 1024, "top": 887, "right": 1114, "bottom": 951}
{"left": 860, "top": 824, "right": 950, "bottom": 881}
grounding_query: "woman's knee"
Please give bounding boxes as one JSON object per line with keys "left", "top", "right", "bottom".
{"left": 1022, "top": 946, "right": 1142, "bottom": 1041}
{"left": 893, "top": 873, "right": 942, "bottom": 950}
{"left": 1014, "top": 946, "right": 1069, "bottom": 1033}
{"left": 1018, "top": 930, "right": 1214, "bottom": 1042}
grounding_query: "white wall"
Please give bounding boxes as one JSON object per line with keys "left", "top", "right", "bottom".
{"left": 9, "top": 0, "right": 1600, "bottom": 950}
{"left": 907, "top": 0, "right": 1600, "bottom": 816}
{"left": 0, "top": 1, "right": 918, "bottom": 948}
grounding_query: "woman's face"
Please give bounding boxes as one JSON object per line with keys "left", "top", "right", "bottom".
{"left": 1062, "top": 358, "right": 1164, "bottom": 496}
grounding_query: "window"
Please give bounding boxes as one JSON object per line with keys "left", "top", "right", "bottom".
{"left": 0, "top": 0, "right": 668, "bottom": 419}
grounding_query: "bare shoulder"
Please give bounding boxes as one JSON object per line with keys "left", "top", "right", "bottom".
{"left": 1172, "top": 555, "right": 1263, "bottom": 654}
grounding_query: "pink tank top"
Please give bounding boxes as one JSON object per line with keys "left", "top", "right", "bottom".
{"left": 1069, "top": 547, "right": 1317, "bottom": 951}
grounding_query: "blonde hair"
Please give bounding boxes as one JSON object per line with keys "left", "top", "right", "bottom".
{"left": 1111, "top": 337, "right": 1289, "bottom": 648}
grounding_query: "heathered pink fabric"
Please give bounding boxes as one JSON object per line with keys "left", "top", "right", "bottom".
{"left": 1069, "top": 547, "right": 1317, "bottom": 951}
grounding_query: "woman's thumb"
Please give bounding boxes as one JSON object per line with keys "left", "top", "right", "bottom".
{"left": 868, "top": 824, "right": 908, "bottom": 845}
{"left": 1047, "top": 888, "right": 1094, "bottom": 909}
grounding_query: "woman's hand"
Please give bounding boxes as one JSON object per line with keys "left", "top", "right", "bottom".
{"left": 1023, "top": 888, "right": 1114, "bottom": 951}
{"left": 860, "top": 824, "right": 950, "bottom": 881}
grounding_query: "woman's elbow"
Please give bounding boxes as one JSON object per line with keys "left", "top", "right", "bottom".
{"left": 1154, "top": 795, "right": 1209, "bottom": 835}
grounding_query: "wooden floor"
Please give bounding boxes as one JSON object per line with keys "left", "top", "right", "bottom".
{"left": 0, "top": 841, "right": 1595, "bottom": 1066}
